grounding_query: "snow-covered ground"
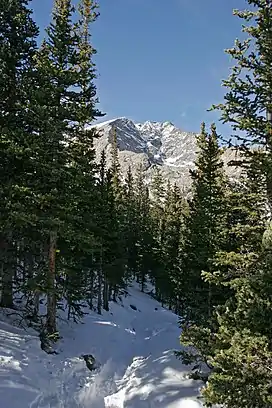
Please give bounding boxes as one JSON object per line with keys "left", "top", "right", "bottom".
{"left": 0, "top": 282, "right": 204, "bottom": 407}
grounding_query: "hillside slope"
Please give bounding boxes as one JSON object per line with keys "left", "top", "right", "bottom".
{"left": 0, "top": 282, "right": 204, "bottom": 408}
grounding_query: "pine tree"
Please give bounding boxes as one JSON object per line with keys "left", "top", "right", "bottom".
{"left": 178, "top": 170, "right": 267, "bottom": 375}
{"left": 150, "top": 168, "right": 166, "bottom": 300}
{"left": 134, "top": 164, "right": 154, "bottom": 292}
{"left": 107, "top": 128, "right": 126, "bottom": 299}
{"left": 30, "top": 0, "right": 102, "bottom": 332}
{"left": 137, "top": 186, "right": 154, "bottom": 293}
{"left": 162, "top": 182, "right": 185, "bottom": 312}
{"left": 200, "top": 171, "right": 270, "bottom": 408}
{"left": 180, "top": 123, "right": 227, "bottom": 325}
{"left": 32, "top": 0, "right": 80, "bottom": 334}
{"left": 0, "top": 0, "right": 39, "bottom": 308}
{"left": 211, "top": 0, "right": 272, "bottom": 210}
{"left": 198, "top": 2, "right": 272, "bottom": 405}
{"left": 123, "top": 166, "right": 138, "bottom": 281}
{"left": 95, "top": 150, "right": 111, "bottom": 312}
{"left": 61, "top": 0, "right": 104, "bottom": 320}
{"left": 151, "top": 167, "right": 165, "bottom": 206}
{"left": 176, "top": 124, "right": 227, "bottom": 374}
{"left": 95, "top": 150, "right": 109, "bottom": 313}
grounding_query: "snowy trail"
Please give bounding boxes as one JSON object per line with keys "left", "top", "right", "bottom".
{"left": 0, "top": 283, "right": 204, "bottom": 407}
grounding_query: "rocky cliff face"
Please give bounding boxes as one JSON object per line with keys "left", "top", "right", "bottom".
{"left": 93, "top": 117, "right": 240, "bottom": 192}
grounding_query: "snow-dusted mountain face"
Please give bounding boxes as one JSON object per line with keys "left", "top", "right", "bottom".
{"left": 93, "top": 117, "right": 239, "bottom": 192}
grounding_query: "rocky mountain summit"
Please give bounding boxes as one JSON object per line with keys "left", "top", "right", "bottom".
{"left": 93, "top": 117, "right": 239, "bottom": 192}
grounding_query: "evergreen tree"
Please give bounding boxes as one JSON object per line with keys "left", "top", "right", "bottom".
{"left": 162, "top": 182, "right": 185, "bottom": 312}
{"left": 95, "top": 150, "right": 111, "bottom": 312}
{"left": 32, "top": 0, "right": 82, "bottom": 334}
{"left": 150, "top": 168, "right": 166, "bottom": 300}
{"left": 178, "top": 171, "right": 266, "bottom": 374}
{"left": 30, "top": 0, "right": 102, "bottom": 332}
{"left": 107, "top": 128, "right": 126, "bottom": 299}
{"left": 197, "top": 2, "right": 272, "bottom": 405}
{"left": 134, "top": 164, "right": 154, "bottom": 292}
{"left": 25, "top": 0, "right": 78, "bottom": 334}
{"left": 151, "top": 167, "right": 165, "bottom": 206}
{"left": 123, "top": 166, "right": 138, "bottom": 281}
{"left": 200, "top": 172, "right": 270, "bottom": 408}
{"left": 61, "top": 0, "right": 103, "bottom": 320}
{"left": 0, "top": 0, "right": 39, "bottom": 308}
{"left": 211, "top": 0, "right": 272, "bottom": 210}
{"left": 180, "top": 123, "right": 227, "bottom": 325}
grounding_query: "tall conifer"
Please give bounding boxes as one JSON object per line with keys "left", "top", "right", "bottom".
{"left": 0, "top": 0, "right": 38, "bottom": 307}
{"left": 180, "top": 123, "right": 226, "bottom": 324}
{"left": 201, "top": 2, "right": 272, "bottom": 405}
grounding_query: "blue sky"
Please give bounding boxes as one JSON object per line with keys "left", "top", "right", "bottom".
{"left": 31, "top": 0, "right": 247, "bottom": 134}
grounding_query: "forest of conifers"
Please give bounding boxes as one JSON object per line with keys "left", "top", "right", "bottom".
{"left": 0, "top": 1, "right": 271, "bottom": 407}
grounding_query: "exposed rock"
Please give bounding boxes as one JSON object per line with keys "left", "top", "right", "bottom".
{"left": 82, "top": 354, "right": 97, "bottom": 371}
{"left": 92, "top": 118, "right": 241, "bottom": 194}
{"left": 130, "top": 304, "right": 137, "bottom": 311}
{"left": 39, "top": 332, "right": 59, "bottom": 355}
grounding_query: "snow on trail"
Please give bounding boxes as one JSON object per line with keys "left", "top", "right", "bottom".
{"left": 0, "top": 283, "right": 204, "bottom": 407}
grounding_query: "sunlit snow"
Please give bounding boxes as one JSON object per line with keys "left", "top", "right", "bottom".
{"left": 0, "top": 282, "right": 204, "bottom": 407}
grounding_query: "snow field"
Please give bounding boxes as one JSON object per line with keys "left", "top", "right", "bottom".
{"left": 0, "top": 282, "right": 204, "bottom": 407}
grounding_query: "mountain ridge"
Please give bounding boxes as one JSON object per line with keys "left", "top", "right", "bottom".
{"left": 93, "top": 117, "right": 239, "bottom": 191}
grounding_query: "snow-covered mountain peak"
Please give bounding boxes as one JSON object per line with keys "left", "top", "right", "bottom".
{"left": 93, "top": 117, "right": 239, "bottom": 192}
{"left": 135, "top": 120, "right": 176, "bottom": 140}
{"left": 94, "top": 117, "right": 146, "bottom": 154}
{"left": 96, "top": 117, "right": 135, "bottom": 132}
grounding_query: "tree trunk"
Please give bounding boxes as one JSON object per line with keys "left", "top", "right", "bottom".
{"left": 0, "top": 233, "right": 14, "bottom": 308}
{"left": 97, "top": 245, "right": 103, "bottom": 315}
{"left": 25, "top": 248, "right": 40, "bottom": 319}
{"left": 113, "top": 285, "right": 117, "bottom": 302}
{"left": 141, "top": 274, "right": 145, "bottom": 292}
{"left": 174, "top": 297, "right": 180, "bottom": 315}
{"left": 88, "top": 272, "right": 94, "bottom": 310}
{"left": 46, "top": 231, "right": 57, "bottom": 334}
{"left": 33, "top": 290, "right": 40, "bottom": 319}
{"left": 103, "top": 276, "right": 109, "bottom": 311}
{"left": 156, "top": 285, "right": 161, "bottom": 302}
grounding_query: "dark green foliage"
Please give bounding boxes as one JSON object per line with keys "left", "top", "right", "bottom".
{"left": 0, "top": 0, "right": 39, "bottom": 308}
{"left": 180, "top": 2, "right": 272, "bottom": 406}
{"left": 6, "top": 11, "right": 272, "bottom": 408}
{"left": 0, "top": 0, "right": 106, "bottom": 330}
{"left": 159, "top": 182, "right": 185, "bottom": 310}
{"left": 0, "top": 1, "right": 193, "bottom": 341}
{"left": 106, "top": 129, "right": 127, "bottom": 297}
{"left": 210, "top": 0, "right": 272, "bottom": 208}
{"left": 133, "top": 165, "right": 154, "bottom": 292}
{"left": 150, "top": 168, "right": 166, "bottom": 298}
{"left": 181, "top": 123, "right": 227, "bottom": 325}
{"left": 123, "top": 166, "right": 138, "bottom": 280}
{"left": 203, "top": 251, "right": 272, "bottom": 408}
